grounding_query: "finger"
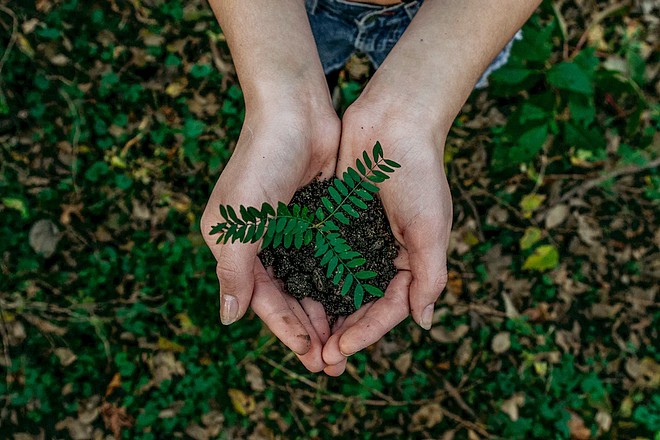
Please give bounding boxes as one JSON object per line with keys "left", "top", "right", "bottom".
{"left": 322, "top": 302, "right": 375, "bottom": 365}
{"left": 201, "top": 203, "right": 258, "bottom": 325}
{"left": 284, "top": 295, "right": 326, "bottom": 373}
{"left": 215, "top": 243, "right": 258, "bottom": 325}
{"left": 337, "top": 271, "right": 412, "bottom": 360}
{"left": 301, "top": 298, "right": 331, "bottom": 344}
{"left": 406, "top": 227, "right": 449, "bottom": 331}
{"left": 323, "top": 360, "right": 347, "bottom": 377}
{"left": 251, "top": 263, "right": 312, "bottom": 356}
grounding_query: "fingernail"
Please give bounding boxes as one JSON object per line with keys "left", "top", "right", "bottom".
{"left": 220, "top": 294, "right": 238, "bottom": 325}
{"left": 420, "top": 304, "right": 434, "bottom": 330}
{"left": 340, "top": 349, "right": 355, "bottom": 357}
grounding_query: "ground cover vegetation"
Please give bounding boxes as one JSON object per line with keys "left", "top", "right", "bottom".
{"left": 0, "top": 0, "right": 658, "bottom": 438}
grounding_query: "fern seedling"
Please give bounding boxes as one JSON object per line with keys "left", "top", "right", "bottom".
{"left": 209, "top": 142, "right": 400, "bottom": 309}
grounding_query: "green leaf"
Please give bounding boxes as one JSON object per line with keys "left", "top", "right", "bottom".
{"left": 326, "top": 257, "right": 338, "bottom": 278}
{"left": 378, "top": 164, "right": 394, "bottom": 173}
{"left": 284, "top": 218, "right": 298, "bottom": 234}
{"left": 343, "top": 170, "right": 355, "bottom": 187}
{"left": 245, "top": 224, "right": 256, "bottom": 242}
{"left": 304, "top": 229, "right": 313, "bottom": 246}
{"left": 328, "top": 186, "right": 342, "bottom": 204}
{"left": 240, "top": 205, "right": 254, "bottom": 222}
{"left": 523, "top": 245, "right": 559, "bottom": 271}
{"left": 253, "top": 220, "right": 266, "bottom": 242}
{"left": 324, "top": 220, "right": 340, "bottom": 232}
{"left": 219, "top": 205, "right": 228, "bottom": 220}
{"left": 363, "top": 285, "right": 384, "bottom": 297}
{"left": 361, "top": 181, "right": 379, "bottom": 193}
{"left": 334, "top": 212, "right": 350, "bottom": 225}
{"left": 384, "top": 159, "right": 401, "bottom": 168}
{"left": 356, "top": 158, "right": 366, "bottom": 175}
{"left": 315, "top": 207, "right": 325, "bottom": 221}
{"left": 334, "top": 179, "right": 348, "bottom": 196}
{"left": 261, "top": 202, "right": 275, "bottom": 217}
{"left": 320, "top": 250, "right": 333, "bottom": 266}
{"left": 373, "top": 141, "right": 383, "bottom": 160}
{"left": 294, "top": 230, "right": 303, "bottom": 249}
{"left": 547, "top": 62, "right": 594, "bottom": 95}
{"left": 332, "top": 265, "right": 344, "bottom": 285}
{"left": 346, "top": 258, "right": 366, "bottom": 268}
{"left": 354, "top": 284, "right": 364, "bottom": 309}
{"left": 355, "top": 188, "right": 374, "bottom": 201}
{"left": 342, "top": 204, "right": 359, "bottom": 218}
{"left": 355, "top": 270, "right": 377, "bottom": 280}
{"left": 321, "top": 197, "right": 333, "bottom": 213}
{"left": 348, "top": 168, "right": 361, "bottom": 184}
{"left": 227, "top": 206, "right": 241, "bottom": 224}
{"left": 350, "top": 196, "right": 368, "bottom": 210}
{"left": 341, "top": 274, "right": 354, "bottom": 296}
{"left": 283, "top": 232, "right": 293, "bottom": 249}
{"left": 276, "top": 217, "right": 287, "bottom": 233}
{"left": 362, "top": 150, "right": 372, "bottom": 169}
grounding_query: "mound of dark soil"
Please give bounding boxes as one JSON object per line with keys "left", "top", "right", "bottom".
{"left": 259, "top": 179, "right": 398, "bottom": 318}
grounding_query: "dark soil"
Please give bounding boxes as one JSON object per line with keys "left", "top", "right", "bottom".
{"left": 259, "top": 179, "right": 398, "bottom": 319}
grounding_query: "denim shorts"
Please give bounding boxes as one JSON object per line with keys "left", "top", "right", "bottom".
{"left": 305, "top": 0, "right": 522, "bottom": 89}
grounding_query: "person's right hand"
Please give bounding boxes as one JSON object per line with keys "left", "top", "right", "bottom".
{"left": 201, "top": 101, "right": 340, "bottom": 372}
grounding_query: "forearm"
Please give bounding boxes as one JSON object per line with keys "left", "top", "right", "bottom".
{"left": 360, "top": 0, "right": 541, "bottom": 135}
{"left": 208, "top": 0, "right": 331, "bottom": 111}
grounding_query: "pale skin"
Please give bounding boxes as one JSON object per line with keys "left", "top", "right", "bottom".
{"left": 201, "top": 0, "right": 542, "bottom": 375}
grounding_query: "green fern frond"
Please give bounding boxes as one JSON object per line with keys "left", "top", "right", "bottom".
{"left": 208, "top": 142, "right": 398, "bottom": 309}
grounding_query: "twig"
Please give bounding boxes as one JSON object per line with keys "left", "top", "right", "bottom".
{"left": 0, "top": 307, "right": 13, "bottom": 414}
{"left": 0, "top": 4, "right": 18, "bottom": 114}
{"left": 570, "top": 1, "right": 631, "bottom": 58}
{"left": 59, "top": 88, "right": 82, "bottom": 194}
{"left": 0, "top": 5, "right": 17, "bottom": 78}
{"left": 558, "top": 157, "right": 660, "bottom": 203}
{"left": 262, "top": 355, "right": 493, "bottom": 437}
{"left": 451, "top": 163, "right": 485, "bottom": 242}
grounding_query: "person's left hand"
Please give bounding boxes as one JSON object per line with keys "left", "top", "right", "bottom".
{"left": 320, "top": 98, "right": 453, "bottom": 376}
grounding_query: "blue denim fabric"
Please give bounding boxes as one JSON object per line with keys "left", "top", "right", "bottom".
{"left": 305, "top": 0, "right": 521, "bottom": 89}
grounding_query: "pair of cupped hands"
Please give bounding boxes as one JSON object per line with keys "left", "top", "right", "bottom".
{"left": 201, "top": 92, "right": 453, "bottom": 376}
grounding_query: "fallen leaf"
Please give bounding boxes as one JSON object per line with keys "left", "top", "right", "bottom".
{"left": 567, "top": 412, "right": 591, "bottom": 440}
{"left": 394, "top": 352, "right": 413, "bottom": 375}
{"left": 100, "top": 402, "right": 133, "bottom": 439}
{"left": 228, "top": 389, "right": 255, "bottom": 416}
{"left": 430, "top": 324, "right": 469, "bottom": 344}
{"left": 54, "top": 348, "right": 77, "bottom": 366}
{"left": 245, "top": 363, "right": 265, "bottom": 392}
{"left": 157, "top": 336, "right": 185, "bottom": 353}
{"left": 595, "top": 410, "right": 611, "bottom": 433}
{"left": 523, "top": 245, "right": 559, "bottom": 271}
{"left": 520, "top": 194, "right": 546, "bottom": 218}
{"left": 500, "top": 393, "right": 525, "bottom": 421}
{"left": 29, "top": 219, "right": 61, "bottom": 257}
{"left": 545, "top": 204, "right": 569, "bottom": 229}
{"left": 520, "top": 226, "right": 543, "bottom": 250}
{"left": 411, "top": 403, "right": 443, "bottom": 430}
{"left": 492, "top": 332, "right": 511, "bottom": 354}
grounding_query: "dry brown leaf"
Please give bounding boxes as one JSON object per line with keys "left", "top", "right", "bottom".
{"left": 455, "top": 337, "right": 473, "bottom": 367}
{"left": 545, "top": 204, "right": 570, "bottom": 229}
{"left": 492, "top": 332, "right": 511, "bottom": 354}
{"left": 411, "top": 403, "right": 444, "bottom": 430}
{"left": 100, "top": 402, "right": 134, "bottom": 439}
{"left": 500, "top": 393, "right": 525, "bottom": 421}
{"left": 394, "top": 351, "right": 413, "bottom": 375}
{"left": 245, "top": 363, "right": 265, "bottom": 392}
{"left": 28, "top": 219, "right": 61, "bottom": 257}
{"left": 228, "top": 389, "right": 256, "bottom": 416}
{"left": 430, "top": 324, "right": 469, "bottom": 344}
{"left": 568, "top": 412, "right": 591, "bottom": 440}
{"left": 54, "top": 348, "right": 77, "bottom": 366}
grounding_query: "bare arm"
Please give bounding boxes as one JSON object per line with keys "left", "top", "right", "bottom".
{"left": 207, "top": 0, "right": 331, "bottom": 109}
{"left": 202, "top": 0, "right": 340, "bottom": 373}
{"left": 323, "top": 1, "right": 541, "bottom": 373}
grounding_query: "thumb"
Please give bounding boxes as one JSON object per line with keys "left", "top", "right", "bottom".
{"left": 406, "top": 228, "right": 449, "bottom": 330}
{"left": 215, "top": 242, "right": 257, "bottom": 325}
